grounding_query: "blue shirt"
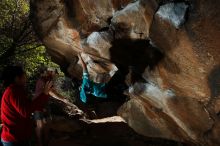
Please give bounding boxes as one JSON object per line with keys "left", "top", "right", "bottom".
{"left": 80, "top": 72, "right": 107, "bottom": 103}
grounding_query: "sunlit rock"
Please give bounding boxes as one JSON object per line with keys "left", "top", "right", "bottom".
{"left": 111, "top": 0, "right": 158, "bottom": 39}
{"left": 31, "top": 0, "right": 220, "bottom": 145}
{"left": 156, "top": 2, "right": 188, "bottom": 28}
{"left": 86, "top": 31, "right": 113, "bottom": 59}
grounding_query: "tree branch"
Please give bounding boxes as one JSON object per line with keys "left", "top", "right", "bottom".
{"left": 11, "top": 0, "right": 19, "bottom": 36}
{"left": 15, "top": 44, "right": 43, "bottom": 55}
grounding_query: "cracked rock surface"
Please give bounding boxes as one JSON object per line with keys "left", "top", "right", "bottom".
{"left": 31, "top": 0, "right": 220, "bottom": 145}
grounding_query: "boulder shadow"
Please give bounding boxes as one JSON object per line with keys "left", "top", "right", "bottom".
{"left": 208, "top": 65, "right": 220, "bottom": 98}
{"left": 109, "top": 39, "right": 164, "bottom": 81}
{"left": 93, "top": 39, "right": 165, "bottom": 118}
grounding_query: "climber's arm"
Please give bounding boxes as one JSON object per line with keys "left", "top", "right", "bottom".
{"left": 78, "top": 53, "right": 88, "bottom": 73}
{"left": 78, "top": 53, "right": 90, "bottom": 84}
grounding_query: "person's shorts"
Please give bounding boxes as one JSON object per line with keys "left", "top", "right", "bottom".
{"left": 34, "top": 111, "right": 45, "bottom": 120}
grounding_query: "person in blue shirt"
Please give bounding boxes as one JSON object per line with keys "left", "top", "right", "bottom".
{"left": 78, "top": 53, "right": 108, "bottom": 104}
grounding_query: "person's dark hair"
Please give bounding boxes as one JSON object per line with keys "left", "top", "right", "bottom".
{"left": 1, "top": 66, "right": 25, "bottom": 87}
{"left": 39, "top": 66, "right": 47, "bottom": 74}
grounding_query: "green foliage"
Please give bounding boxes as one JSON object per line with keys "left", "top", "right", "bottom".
{"left": 14, "top": 46, "right": 58, "bottom": 76}
{"left": 55, "top": 77, "right": 78, "bottom": 103}
{"left": 0, "top": 0, "right": 29, "bottom": 25}
{"left": 0, "top": 0, "right": 61, "bottom": 90}
{"left": 0, "top": 0, "right": 30, "bottom": 50}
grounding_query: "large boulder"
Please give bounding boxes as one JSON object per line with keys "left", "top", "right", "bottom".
{"left": 30, "top": 0, "right": 220, "bottom": 145}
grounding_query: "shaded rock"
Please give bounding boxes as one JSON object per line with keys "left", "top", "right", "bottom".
{"left": 48, "top": 116, "right": 187, "bottom": 146}
{"left": 49, "top": 116, "right": 82, "bottom": 133}
{"left": 208, "top": 66, "right": 220, "bottom": 98}
{"left": 49, "top": 96, "right": 86, "bottom": 119}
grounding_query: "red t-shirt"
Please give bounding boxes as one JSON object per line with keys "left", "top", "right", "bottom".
{"left": 1, "top": 84, "right": 49, "bottom": 142}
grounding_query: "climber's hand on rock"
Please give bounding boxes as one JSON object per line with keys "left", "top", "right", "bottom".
{"left": 78, "top": 53, "right": 87, "bottom": 71}
{"left": 78, "top": 53, "right": 83, "bottom": 64}
{"left": 49, "top": 89, "right": 65, "bottom": 100}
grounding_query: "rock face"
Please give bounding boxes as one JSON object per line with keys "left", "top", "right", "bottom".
{"left": 30, "top": 0, "right": 220, "bottom": 145}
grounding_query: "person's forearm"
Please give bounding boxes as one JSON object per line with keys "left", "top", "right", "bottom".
{"left": 82, "top": 62, "right": 87, "bottom": 72}
{"left": 49, "top": 89, "right": 65, "bottom": 99}
{"left": 78, "top": 53, "right": 88, "bottom": 72}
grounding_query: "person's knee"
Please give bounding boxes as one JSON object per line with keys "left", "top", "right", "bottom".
{"left": 36, "top": 120, "right": 44, "bottom": 128}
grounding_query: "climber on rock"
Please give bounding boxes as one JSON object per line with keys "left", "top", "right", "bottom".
{"left": 78, "top": 53, "right": 108, "bottom": 107}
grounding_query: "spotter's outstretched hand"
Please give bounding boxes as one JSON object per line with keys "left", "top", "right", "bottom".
{"left": 43, "top": 81, "right": 53, "bottom": 95}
